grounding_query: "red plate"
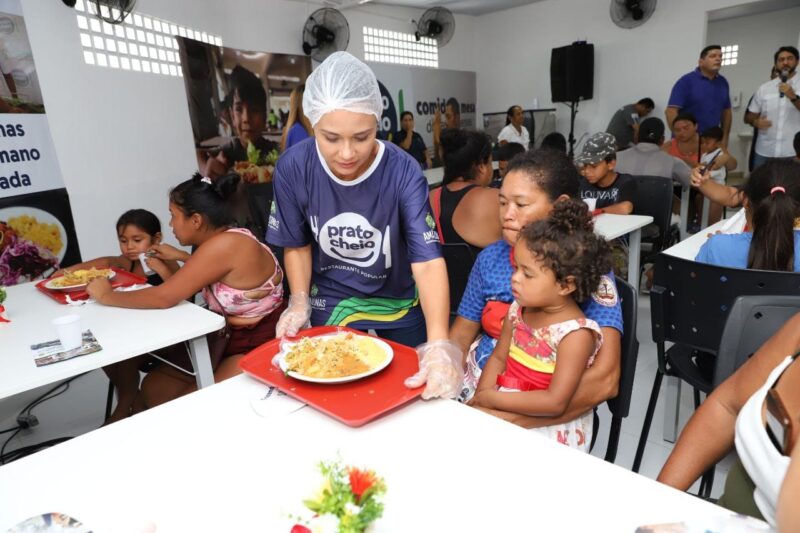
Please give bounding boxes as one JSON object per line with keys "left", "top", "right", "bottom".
{"left": 239, "top": 326, "right": 424, "bottom": 427}
{"left": 35, "top": 267, "right": 147, "bottom": 304}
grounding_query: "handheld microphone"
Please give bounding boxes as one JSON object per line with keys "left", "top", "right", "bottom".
{"left": 780, "top": 69, "right": 789, "bottom": 98}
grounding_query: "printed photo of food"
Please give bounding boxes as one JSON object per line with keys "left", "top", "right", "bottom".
{"left": 0, "top": 211, "right": 63, "bottom": 285}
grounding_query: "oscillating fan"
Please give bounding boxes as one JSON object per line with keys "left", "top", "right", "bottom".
{"left": 302, "top": 8, "right": 350, "bottom": 62}
{"left": 610, "top": 0, "right": 657, "bottom": 29}
{"left": 91, "top": 0, "right": 136, "bottom": 24}
{"left": 414, "top": 7, "right": 455, "bottom": 48}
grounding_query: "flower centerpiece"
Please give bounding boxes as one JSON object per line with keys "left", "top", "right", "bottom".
{"left": 290, "top": 459, "right": 386, "bottom": 533}
{"left": 0, "top": 286, "right": 8, "bottom": 323}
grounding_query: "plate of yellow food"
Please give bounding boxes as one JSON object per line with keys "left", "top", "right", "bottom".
{"left": 276, "top": 332, "right": 394, "bottom": 384}
{"left": 44, "top": 268, "right": 115, "bottom": 291}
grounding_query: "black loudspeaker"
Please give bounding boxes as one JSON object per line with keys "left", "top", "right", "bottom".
{"left": 550, "top": 43, "right": 594, "bottom": 102}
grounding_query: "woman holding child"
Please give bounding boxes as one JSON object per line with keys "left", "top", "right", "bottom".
{"left": 450, "top": 148, "right": 624, "bottom": 448}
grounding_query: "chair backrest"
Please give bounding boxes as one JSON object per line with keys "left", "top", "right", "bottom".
{"left": 651, "top": 254, "right": 800, "bottom": 356}
{"left": 441, "top": 242, "right": 477, "bottom": 315}
{"left": 607, "top": 276, "right": 639, "bottom": 419}
{"left": 713, "top": 295, "right": 800, "bottom": 388}
{"left": 632, "top": 175, "right": 675, "bottom": 252}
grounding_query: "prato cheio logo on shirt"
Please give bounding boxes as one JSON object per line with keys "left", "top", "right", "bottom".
{"left": 319, "top": 212, "right": 386, "bottom": 268}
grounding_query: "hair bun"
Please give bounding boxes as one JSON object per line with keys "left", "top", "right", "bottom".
{"left": 549, "top": 198, "right": 593, "bottom": 233}
{"left": 215, "top": 173, "right": 242, "bottom": 201}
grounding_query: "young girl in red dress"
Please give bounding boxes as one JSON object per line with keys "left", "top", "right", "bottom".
{"left": 470, "top": 199, "right": 613, "bottom": 451}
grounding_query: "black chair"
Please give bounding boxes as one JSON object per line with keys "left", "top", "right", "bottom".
{"left": 632, "top": 253, "right": 800, "bottom": 474}
{"left": 690, "top": 294, "right": 800, "bottom": 496}
{"left": 602, "top": 276, "right": 640, "bottom": 463}
{"left": 441, "top": 243, "right": 477, "bottom": 317}
{"left": 632, "top": 176, "right": 680, "bottom": 275}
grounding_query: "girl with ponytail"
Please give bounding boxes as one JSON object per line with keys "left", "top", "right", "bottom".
{"left": 87, "top": 172, "right": 285, "bottom": 411}
{"left": 696, "top": 160, "right": 800, "bottom": 271}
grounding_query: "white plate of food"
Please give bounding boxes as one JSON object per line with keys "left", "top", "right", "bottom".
{"left": 276, "top": 332, "right": 394, "bottom": 384}
{"left": 44, "top": 268, "right": 115, "bottom": 292}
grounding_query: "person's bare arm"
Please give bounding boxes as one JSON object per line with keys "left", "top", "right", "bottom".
{"left": 597, "top": 202, "right": 633, "bottom": 215}
{"left": 744, "top": 111, "right": 771, "bottom": 130}
{"left": 658, "top": 313, "right": 800, "bottom": 490}
{"left": 475, "top": 327, "right": 621, "bottom": 429}
{"left": 284, "top": 245, "right": 313, "bottom": 296}
{"left": 721, "top": 108, "right": 732, "bottom": 148}
{"left": 691, "top": 167, "right": 743, "bottom": 207}
{"left": 665, "top": 107, "right": 679, "bottom": 133}
{"left": 449, "top": 316, "right": 481, "bottom": 365}
{"left": 87, "top": 236, "right": 235, "bottom": 308}
{"left": 412, "top": 258, "right": 450, "bottom": 341}
{"left": 473, "top": 329, "right": 594, "bottom": 416}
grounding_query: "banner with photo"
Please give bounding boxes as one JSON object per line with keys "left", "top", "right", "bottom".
{"left": 370, "top": 63, "right": 477, "bottom": 150}
{"left": 176, "top": 37, "right": 312, "bottom": 240}
{"left": 0, "top": 0, "right": 81, "bottom": 286}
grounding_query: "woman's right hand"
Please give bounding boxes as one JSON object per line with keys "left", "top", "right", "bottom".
{"left": 690, "top": 166, "right": 711, "bottom": 188}
{"left": 275, "top": 293, "right": 312, "bottom": 337}
{"left": 147, "top": 244, "right": 190, "bottom": 262}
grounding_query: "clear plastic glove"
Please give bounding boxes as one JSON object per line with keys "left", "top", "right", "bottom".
{"left": 275, "top": 292, "right": 311, "bottom": 338}
{"left": 404, "top": 339, "right": 464, "bottom": 400}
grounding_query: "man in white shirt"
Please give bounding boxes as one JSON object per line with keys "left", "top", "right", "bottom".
{"left": 497, "top": 105, "right": 530, "bottom": 148}
{"left": 745, "top": 46, "right": 800, "bottom": 169}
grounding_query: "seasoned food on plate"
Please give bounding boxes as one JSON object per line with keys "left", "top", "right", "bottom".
{"left": 284, "top": 333, "right": 388, "bottom": 379}
{"left": 50, "top": 267, "right": 113, "bottom": 288}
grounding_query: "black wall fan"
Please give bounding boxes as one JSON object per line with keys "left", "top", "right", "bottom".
{"left": 610, "top": 0, "right": 656, "bottom": 29}
{"left": 302, "top": 8, "right": 350, "bottom": 62}
{"left": 91, "top": 0, "right": 136, "bottom": 24}
{"left": 414, "top": 7, "right": 455, "bottom": 48}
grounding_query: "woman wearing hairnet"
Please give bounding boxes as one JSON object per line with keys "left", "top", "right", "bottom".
{"left": 267, "top": 52, "right": 461, "bottom": 399}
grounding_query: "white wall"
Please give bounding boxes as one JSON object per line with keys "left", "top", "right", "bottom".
{"left": 17, "top": 0, "right": 476, "bottom": 260}
{"left": 473, "top": 0, "right": 786, "bottom": 154}
{"left": 707, "top": 6, "right": 800, "bottom": 170}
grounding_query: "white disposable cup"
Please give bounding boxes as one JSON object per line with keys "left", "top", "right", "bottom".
{"left": 52, "top": 314, "right": 82, "bottom": 351}
{"left": 139, "top": 252, "right": 155, "bottom": 276}
{"left": 583, "top": 198, "right": 597, "bottom": 211}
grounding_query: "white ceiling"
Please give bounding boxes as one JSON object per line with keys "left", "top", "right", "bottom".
{"left": 318, "top": 0, "right": 546, "bottom": 16}
{"left": 707, "top": 0, "right": 800, "bottom": 21}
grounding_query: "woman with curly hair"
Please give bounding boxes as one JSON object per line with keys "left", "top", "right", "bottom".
{"left": 469, "top": 199, "right": 613, "bottom": 451}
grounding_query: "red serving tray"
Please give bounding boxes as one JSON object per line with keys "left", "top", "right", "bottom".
{"left": 35, "top": 267, "right": 148, "bottom": 304}
{"left": 239, "top": 326, "right": 424, "bottom": 427}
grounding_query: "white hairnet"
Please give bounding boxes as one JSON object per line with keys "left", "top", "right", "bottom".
{"left": 302, "top": 52, "right": 383, "bottom": 127}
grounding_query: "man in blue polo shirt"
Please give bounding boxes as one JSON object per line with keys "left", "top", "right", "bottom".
{"left": 666, "top": 45, "right": 732, "bottom": 147}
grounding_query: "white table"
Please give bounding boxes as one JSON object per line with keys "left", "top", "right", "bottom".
{"left": 0, "top": 374, "right": 738, "bottom": 532}
{"left": 0, "top": 282, "right": 225, "bottom": 401}
{"left": 594, "top": 213, "right": 653, "bottom": 291}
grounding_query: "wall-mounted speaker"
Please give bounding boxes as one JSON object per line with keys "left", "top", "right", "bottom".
{"left": 550, "top": 42, "right": 594, "bottom": 103}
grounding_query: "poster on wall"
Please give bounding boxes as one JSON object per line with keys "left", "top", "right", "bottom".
{"left": 176, "top": 37, "right": 312, "bottom": 182}
{"left": 176, "top": 37, "right": 312, "bottom": 241}
{"left": 369, "top": 63, "right": 477, "bottom": 153}
{"left": 0, "top": 0, "right": 81, "bottom": 287}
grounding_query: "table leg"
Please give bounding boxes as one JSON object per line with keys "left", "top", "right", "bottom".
{"left": 700, "top": 197, "right": 710, "bottom": 230}
{"left": 662, "top": 376, "right": 681, "bottom": 443}
{"left": 627, "top": 228, "right": 642, "bottom": 291}
{"left": 188, "top": 336, "right": 215, "bottom": 389}
{"left": 679, "top": 187, "right": 689, "bottom": 241}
